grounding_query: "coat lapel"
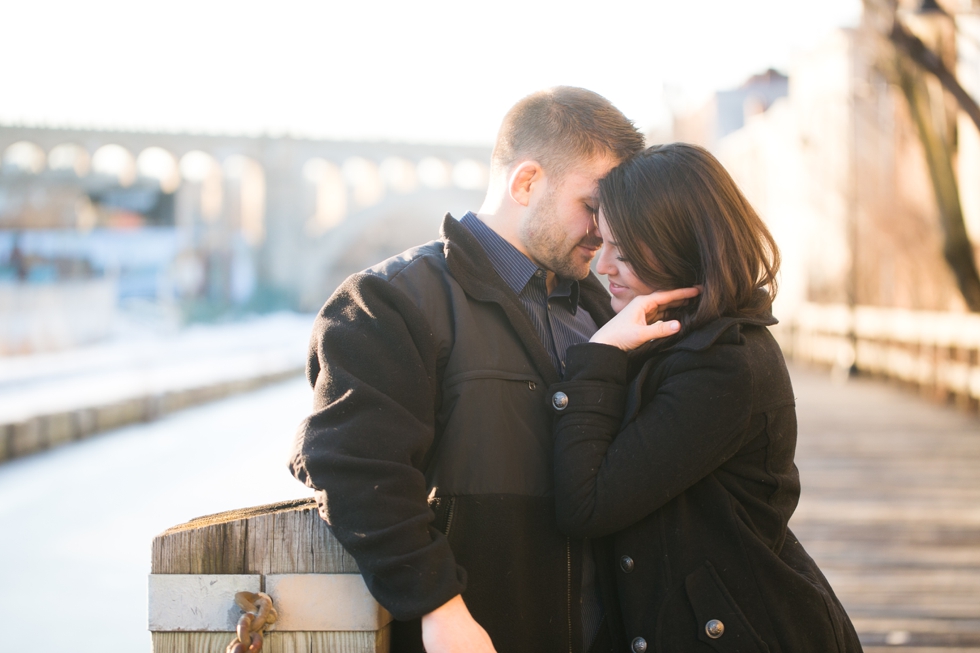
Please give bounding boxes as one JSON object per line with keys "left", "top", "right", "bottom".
{"left": 441, "top": 215, "right": 562, "bottom": 387}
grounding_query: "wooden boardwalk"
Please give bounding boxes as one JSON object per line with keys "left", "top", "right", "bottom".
{"left": 789, "top": 364, "right": 980, "bottom": 652}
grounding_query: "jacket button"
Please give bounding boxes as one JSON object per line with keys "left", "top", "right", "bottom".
{"left": 631, "top": 637, "right": 648, "bottom": 653}
{"left": 705, "top": 619, "right": 725, "bottom": 639}
{"left": 620, "top": 555, "right": 635, "bottom": 573}
{"left": 552, "top": 391, "right": 569, "bottom": 410}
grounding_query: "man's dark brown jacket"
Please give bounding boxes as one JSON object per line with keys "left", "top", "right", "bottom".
{"left": 289, "top": 214, "right": 615, "bottom": 653}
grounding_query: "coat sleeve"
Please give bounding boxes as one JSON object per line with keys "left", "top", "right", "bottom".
{"left": 550, "top": 341, "right": 753, "bottom": 539}
{"left": 288, "top": 270, "right": 466, "bottom": 621}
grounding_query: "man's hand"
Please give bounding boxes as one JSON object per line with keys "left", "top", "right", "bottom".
{"left": 590, "top": 287, "right": 700, "bottom": 351}
{"left": 421, "top": 595, "right": 498, "bottom": 653}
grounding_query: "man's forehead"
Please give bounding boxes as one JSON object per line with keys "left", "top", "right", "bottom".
{"left": 562, "top": 155, "right": 619, "bottom": 187}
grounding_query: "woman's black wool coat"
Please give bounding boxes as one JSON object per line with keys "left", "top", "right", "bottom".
{"left": 549, "top": 314, "right": 863, "bottom": 653}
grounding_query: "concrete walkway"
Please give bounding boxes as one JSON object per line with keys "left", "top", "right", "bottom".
{"left": 789, "top": 364, "right": 980, "bottom": 652}
{"left": 0, "top": 313, "right": 313, "bottom": 462}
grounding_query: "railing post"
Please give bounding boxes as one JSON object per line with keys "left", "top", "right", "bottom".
{"left": 149, "top": 498, "right": 391, "bottom": 653}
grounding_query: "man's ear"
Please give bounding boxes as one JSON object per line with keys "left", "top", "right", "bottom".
{"left": 508, "top": 161, "right": 544, "bottom": 208}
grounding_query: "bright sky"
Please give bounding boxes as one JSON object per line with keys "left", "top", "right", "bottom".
{"left": 2, "top": 0, "right": 861, "bottom": 145}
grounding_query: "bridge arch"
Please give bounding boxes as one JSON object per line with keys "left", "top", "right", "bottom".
{"left": 303, "top": 157, "right": 346, "bottom": 235}
{"left": 342, "top": 156, "right": 384, "bottom": 209}
{"left": 417, "top": 156, "right": 452, "bottom": 189}
{"left": 2, "top": 141, "right": 45, "bottom": 175}
{"left": 91, "top": 144, "right": 136, "bottom": 187}
{"left": 379, "top": 156, "right": 418, "bottom": 194}
{"left": 179, "top": 150, "right": 222, "bottom": 222}
{"left": 136, "top": 147, "right": 180, "bottom": 193}
{"left": 224, "top": 155, "right": 266, "bottom": 246}
{"left": 452, "top": 158, "right": 489, "bottom": 190}
{"left": 48, "top": 143, "right": 90, "bottom": 176}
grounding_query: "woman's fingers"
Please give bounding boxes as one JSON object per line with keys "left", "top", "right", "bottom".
{"left": 644, "top": 320, "right": 681, "bottom": 340}
{"left": 628, "top": 286, "right": 700, "bottom": 322}
{"left": 650, "top": 287, "right": 700, "bottom": 304}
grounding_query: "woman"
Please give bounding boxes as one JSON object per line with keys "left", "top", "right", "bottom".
{"left": 549, "top": 143, "right": 862, "bottom": 653}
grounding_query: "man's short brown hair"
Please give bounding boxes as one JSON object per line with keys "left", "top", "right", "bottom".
{"left": 491, "top": 86, "right": 644, "bottom": 179}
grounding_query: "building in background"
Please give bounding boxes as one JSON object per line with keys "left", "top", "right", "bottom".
{"left": 681, "top": 0, "right": 980, "bottom": 318}
{"left": 671, "top": 68, "right": 789, "bottom": 149}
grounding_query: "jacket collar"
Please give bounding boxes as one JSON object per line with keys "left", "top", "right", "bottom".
{"left": 671, "top": 312, "right": 777, "bottom": 352}
{"left": 459, "top": 211, "right": 585, "bottom": 314}
{"left": 440, "top": 214, "right": 615, "bottom": 386}
{"left": 622, "top": 311, "right": 777, "bottom": 426}
{"left": 627, "top": 310, "right": 777, "bottom": 363}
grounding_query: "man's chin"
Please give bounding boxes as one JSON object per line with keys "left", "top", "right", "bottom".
{"left": 569, "top": 253, "right": 599, "bottom": 280}
{"left": 567, "top": 263, "right": 594, "bottom": 281}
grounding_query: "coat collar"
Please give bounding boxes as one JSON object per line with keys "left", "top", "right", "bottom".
{"left": 440, "top": 214, "right": 615, "bottom": 386}
{"left": 628, "top": 309, "right": 778, "bottom": 363}
{"left": 671, "top": 311, "right": 777, "bottom": 352}
{"left": 622, "top": 311, "right": 778, "bottom": 426}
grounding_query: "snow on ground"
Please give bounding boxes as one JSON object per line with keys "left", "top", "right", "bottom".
{"left": 0, "top": 312, "right": 316, "bottom": 424}
{"left": 0, "top": 377, "right": 315, "bottom": 653}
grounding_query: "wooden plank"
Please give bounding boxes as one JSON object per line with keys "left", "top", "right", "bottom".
{"left": 788, "top": 363, "right": 980, "bottom": 650}
{"left": 151, "top": 498, "right": 389, "bottom": 653}
{"left": 247, "top": 508, "right": 313, "bottom": 574}
{"left": 312, "top": 503, "right": 359, "bottom": 573}
{"left": 152, "top": 517, "right": 248, "bottom": 575}
{"left": 152, "top": 632, "right": 230, "bottom": 653}
{"left": 152, "top": 629, "right": 391, "bottom": 652}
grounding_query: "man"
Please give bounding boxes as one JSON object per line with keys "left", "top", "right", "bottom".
{"left": 289, "top": 87, "right": 644, "bottom": 652}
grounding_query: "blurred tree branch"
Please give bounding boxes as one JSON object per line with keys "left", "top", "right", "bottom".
{"left": 889, "top": 13, "right": 980, "bottom": 133}
{"left": 862, "top": 0, "right": 980, "bottom": 311}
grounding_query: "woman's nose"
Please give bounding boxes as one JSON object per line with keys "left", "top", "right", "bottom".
{"left": 595, "top": 246, "right": 614, "bottom": 275}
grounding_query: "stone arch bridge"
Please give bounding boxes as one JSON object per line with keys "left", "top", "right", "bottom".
{"left": 0, "top": 125, "right": 490, "bottom": 310}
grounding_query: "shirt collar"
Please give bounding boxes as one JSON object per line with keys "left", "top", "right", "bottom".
{"left": 459, "top": 212, "right": 581, "bottom": 311}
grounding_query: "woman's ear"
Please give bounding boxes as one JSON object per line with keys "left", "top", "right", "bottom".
{"left": 508, "top": 161, "right": 544, "bottom": 207}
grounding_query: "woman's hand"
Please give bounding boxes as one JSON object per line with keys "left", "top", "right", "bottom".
{"left": 591, "top": 287, "right": 700, "bottom": 351}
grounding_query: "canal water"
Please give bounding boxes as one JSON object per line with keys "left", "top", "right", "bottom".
{"left": 0, "top": 377, "right": 313, "bottom": 652}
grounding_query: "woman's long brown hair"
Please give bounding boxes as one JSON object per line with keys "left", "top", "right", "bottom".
{"left": 598, "top": 143, "right": 780, "bottom": 331}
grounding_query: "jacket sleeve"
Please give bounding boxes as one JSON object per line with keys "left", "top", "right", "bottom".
{"left": 288, "top": 270, "right": 466, "bottom": 620}
{"left": 550, "top": 341, "right": 753, "bottom": 539}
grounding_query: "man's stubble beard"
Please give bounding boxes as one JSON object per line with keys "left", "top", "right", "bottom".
{"left": 519, "top": 188, "right": 602, "bottom": 280}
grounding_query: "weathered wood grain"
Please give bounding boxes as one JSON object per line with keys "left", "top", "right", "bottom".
{"left": 789, "top": 363, "right": 980, "bottom": 649}
{"left": 151, "top": 497, "right": 387, "bottom": 653}
{"left": 152, "top": 633, "right": 230, "bottom": 653}
{"left": 155, "top": 631, "right": 390, "bottom": 653}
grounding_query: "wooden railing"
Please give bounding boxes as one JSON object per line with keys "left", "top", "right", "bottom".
{"left": 774, "top": 303, "right": 980, "bottom": 411}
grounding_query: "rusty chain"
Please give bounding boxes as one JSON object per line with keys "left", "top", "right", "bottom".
{"left": 225, "top": 591, "right": 278, "bottom": 653}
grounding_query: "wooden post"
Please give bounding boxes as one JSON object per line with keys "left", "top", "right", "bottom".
{"left": 150, "top": 498, "right": 391, "bottom": 653}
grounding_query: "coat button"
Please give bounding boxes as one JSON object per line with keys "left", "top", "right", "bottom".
{"left": 631, "top": 637, "right": 648, "bottom": 653}
{"left": 705, "top": 619, "right": 725, "bottom": 639}
{"left": 619, "top": 555, "right": 635, "bottom": 573}
{"left": 552, "top": 391, "right": 569, "bottom": 410}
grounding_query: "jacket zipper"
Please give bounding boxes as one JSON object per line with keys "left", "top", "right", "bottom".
{"left": 444, "top": 496, "right": 457, "bottom": 537}
{"left": 567, "top": 537, "right": 573, "bottom": 653}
